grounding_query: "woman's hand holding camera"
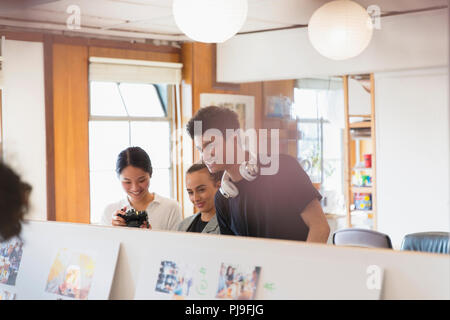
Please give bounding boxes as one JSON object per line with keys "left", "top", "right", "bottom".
{"left": 112, "top": 206, "right": 151, "bottom": 229}
{"left": 112, "top": 206, "right": 127, "bottom": 227}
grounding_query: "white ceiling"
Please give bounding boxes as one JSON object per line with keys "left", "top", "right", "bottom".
{"left": 0, "top": 0, "right": 447, "bottom": 41}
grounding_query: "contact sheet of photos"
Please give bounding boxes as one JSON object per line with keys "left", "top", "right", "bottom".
{"left": 135, "top": 255, "right": 262, "bottom": 300}
{"left": 0, "top": 237, "right": 23, "bottom": 300}
{"left": 0, "top": 236, "right": 119, "bottom": 300}
{"left": 44, "top": 248, "right": 97, "bottom": 300}
{"left": 156, "top": 261, "right": 261, "bottom": 300}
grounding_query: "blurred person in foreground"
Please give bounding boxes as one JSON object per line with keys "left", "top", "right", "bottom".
{"left": 0, "top": 161, "right": 32, "bottom": 241}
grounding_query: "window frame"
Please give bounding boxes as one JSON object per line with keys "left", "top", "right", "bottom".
{"left": 297, "top": 117, "right": 327, "bottom": 184}
{"left": 294, "top": 86, "right": 345, "bottom": 186}
{"left": 88, "top": 81, "right": 175, "bottom": 223}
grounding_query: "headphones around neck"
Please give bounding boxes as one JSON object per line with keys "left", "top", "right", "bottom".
{"left": 219, "top": 161, "right": 259, "bottom": 198}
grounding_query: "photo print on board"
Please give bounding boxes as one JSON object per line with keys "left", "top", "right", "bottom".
{"left": 45, "top": 248, "right": 96, "bottom": 300}
{"left": 0, "top": 289, "right": 16, "bottom": 300}
{"left": 0, "top": 237, "right": 24, "bottom": 286}
{"left": 155, "top": 260, "right": 196, "bottom": 300}
{"left": 216, "top": 263, "right": 261, "bottom": 300}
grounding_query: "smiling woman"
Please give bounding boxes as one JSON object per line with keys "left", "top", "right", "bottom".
{"left": 177, "top": 163, "right": 222, "bottom": 234}
{"left": 99, "top": 147, "right": 182, "bottom": 231}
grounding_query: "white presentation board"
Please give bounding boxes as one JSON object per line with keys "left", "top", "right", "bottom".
{"left": 0, "top": 229, "right": 119, "bottom": 300}
{"left": 12, "top": 220, "right": 450, "bottom": 300}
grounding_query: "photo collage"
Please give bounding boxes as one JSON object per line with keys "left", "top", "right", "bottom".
{"left": 0, "top": 238, "right": 24, "bottom": 300}
{"left": 0, "top": 289, "right": 16, "bottom": 300}
{"left": 45, "top": 248, "right": 96, "bottom": 300}
{"left": 154, "top": 260, "right": 261, "bottom": 300}
{"left": 216, "top": 263, "right": 261, "bottom": 300}
{"left": 155, "top": 261, "right": 196, "bottom": 300}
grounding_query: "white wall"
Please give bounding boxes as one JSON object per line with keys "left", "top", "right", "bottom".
{"left": 375, "top": 67, "right": 449, "bottom": 248}
{"left": 2, "top": 40, "right": 47, "bottom": 221}
{"left": 218, "top": 9, "right": 448, "bottom": 83}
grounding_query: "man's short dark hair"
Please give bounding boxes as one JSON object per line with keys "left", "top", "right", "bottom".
{"left": 186, "top": 106, "right": 240, "bottom": 139}
{"left": 0, "top": 161, "right": 32, "bottom": 241}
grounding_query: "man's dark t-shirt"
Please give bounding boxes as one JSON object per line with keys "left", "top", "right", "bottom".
{"left": 187, "top": 214, "right": 208, "bottom": 233}
{"left": 215, "top": 154, "right": 322, "bottom": 241}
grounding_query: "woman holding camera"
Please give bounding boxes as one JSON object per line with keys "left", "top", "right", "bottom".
{"left": 100, "top": 146, "right": 182, "bottom": 230}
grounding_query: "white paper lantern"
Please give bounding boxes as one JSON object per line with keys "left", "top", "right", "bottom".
{"left": 173, "top": 0, "right": 248, "bottom": 43}
{"left": 308, "top": 0, "right": 374, "bottom": 60}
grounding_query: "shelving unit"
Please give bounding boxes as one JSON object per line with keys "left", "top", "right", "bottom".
{"left": 351, "top": 186, "right": 372, "bottom": 193}
{"left": 343, "top": 74, "right": 377, "bottom": 230}
{"left": 349, "top": 120, "right": 372, "bottom": 129}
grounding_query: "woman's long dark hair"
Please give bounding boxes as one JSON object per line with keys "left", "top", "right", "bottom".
{"left": 116, "top": 147, "right": 153, "bottom": 177}
{"left": 0, "top": 161, "right": 32, "bottom": 241}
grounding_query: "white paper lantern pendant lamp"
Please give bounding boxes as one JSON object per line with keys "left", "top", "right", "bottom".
{"left": 308, "top": 0, "right": 374, "bottom": 60}
{"left": 173, "top": 0, "right": 248, "bottom": 43}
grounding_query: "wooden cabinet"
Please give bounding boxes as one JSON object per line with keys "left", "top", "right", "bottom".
{"left": 343, "top": 74, "right": 377, "bottom": 230}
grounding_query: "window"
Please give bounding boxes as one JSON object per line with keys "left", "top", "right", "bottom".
{"left": 89, "top": 81, "right": 174, "bottom": 224}
{"left": 293, "top": 83, "right": 346, "bottom": 214}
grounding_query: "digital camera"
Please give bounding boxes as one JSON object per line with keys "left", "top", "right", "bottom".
{"left": 117, "top": 209, "right": 149, "bottom": 228}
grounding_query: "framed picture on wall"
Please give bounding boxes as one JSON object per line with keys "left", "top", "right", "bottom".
{"left": 199, "top": 93, "right": 255, "bottom": 130}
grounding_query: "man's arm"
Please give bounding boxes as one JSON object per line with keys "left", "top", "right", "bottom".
{"left": 300, "top": 198, "right": 330, "bottom": 243}
{"left": 215, "top": 192, "right": 236, "bottom": 235}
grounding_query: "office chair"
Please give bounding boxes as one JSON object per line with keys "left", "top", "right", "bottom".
{"left": 401, "top": 232, "right": 449, "bottom": 254}
{"left": 333, "top": 228, "right": 393, "bottom": 249}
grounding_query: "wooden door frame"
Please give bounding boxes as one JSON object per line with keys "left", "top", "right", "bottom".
{"left": 43, "top": 34, "right": 56, "bottom": 221}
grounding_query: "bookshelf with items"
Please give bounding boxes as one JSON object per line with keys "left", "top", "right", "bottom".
{"left": 343, "top": 74, "right": 377, "bottom": 230}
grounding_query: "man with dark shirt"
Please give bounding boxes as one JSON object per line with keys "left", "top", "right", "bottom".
{"left": 186, "top": 106, "right": 330, "bottom": 242}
